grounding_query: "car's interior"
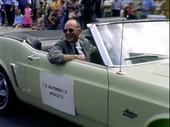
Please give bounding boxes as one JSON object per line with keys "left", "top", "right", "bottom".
{"left": 1, "top": 30, "right": 63, "bottom": 51}
{"left": 1, "top": 30, "right": 104, "bottom": 65}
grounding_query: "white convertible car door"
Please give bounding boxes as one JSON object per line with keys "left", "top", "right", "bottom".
{"left": 24, "top": 50, "right": 109, "bottom": 127}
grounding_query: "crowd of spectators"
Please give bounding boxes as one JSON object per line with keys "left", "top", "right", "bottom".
{"left": 0, "top": 0, "right": 169, "bottom": 30}
{"left": 102, "top": 0, "right": 169, "bottom": 19}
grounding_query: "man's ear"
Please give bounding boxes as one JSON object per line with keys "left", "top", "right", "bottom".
{"left": 78, "top": 28, "right": 82, "bottom": 34}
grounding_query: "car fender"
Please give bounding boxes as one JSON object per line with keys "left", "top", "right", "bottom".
{"left": 145, "top": 114, "right": 169, "bottom": 127}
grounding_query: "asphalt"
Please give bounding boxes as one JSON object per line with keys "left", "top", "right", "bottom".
{"left": 0, "top": 25, "right": 32, "bottom": 34}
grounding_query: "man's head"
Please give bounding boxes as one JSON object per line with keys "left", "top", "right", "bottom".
{"left": 63, "top": 19, "right": 82, "bottom": 43}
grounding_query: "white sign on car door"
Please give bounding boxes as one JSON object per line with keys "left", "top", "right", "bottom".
{"left": 40, "top": 71, "right": 75, "bottom": 116}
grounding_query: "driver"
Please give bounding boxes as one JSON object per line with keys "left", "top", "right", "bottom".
{"left": 47, "top": 19, "right": 97, "bottom": 64}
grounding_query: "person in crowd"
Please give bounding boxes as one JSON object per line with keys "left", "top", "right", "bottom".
{"left": 44, "top": 0, "right": 50, "bottom": 9}
{"left": 0, "top": 0, "right": 5, "bottom": 25}
{"left": 154, "top": 0, "right": 164, "bottom": 15}
{"left": 47, "top": 19, "right": 97, "bottom": 64}
{"left": 161, "top": 0, "right": 169, "bottom": 18}
{"left": 47, "top": 9, "right": 60, "bottom": 29}
{"left": 126, "top": 2, "right": 138, "bottom": 19}
{"left": 68, "top": 0, "right": 82, "bottom": 24}
{"left": 32, "top": 0, "right": 38, "bottom": 22}
{"left": 121, "top": 0, "right": 134, "bottom": 18}
{"left": 2, "top": 0, "right": 15, "bottom": 26}
{"left": 0, "top": 0, "right": 2, "bottom": 24}
{"left": 12, "top": 8, "right": 23, "bottom": 28}
{"left": 111, "top": 0, "right": 123, "bottom": 17}
{"left": 81, "top": 0, "right": 96, "bottom": 29}
{"left": 102, "top": 0, "right": 113, "bottom": 17}
{"left": 68, "top": 6, "right": 75, "bottom": 19}
{"left": 35, "top": 1, "right": 46, "bottom": 27}
{"left": 46, "top": 0, "right": 61, "bottom": 28}
{"left": 37, "top": 1, "right": 46, "bottom": 16}
{"left": 135, "top": 0, "right": 155, "bottom": 19}
{"left": 59, "top": 0, "right": 67, "bottom": 30}
{"left": 37, "top": 0, "right": 50, "bottom": 28}
{"left": 13, "top": 0, "right": 18, "bottom": 9}
{"left": 23, "top": 3, "right": 33, "bottom": 27}
{"left": 95, "top": 0, "right": 102, "bottom": 18}
{"left": 31, "top": 11, "right": 44, "bottom": 30}
{"left": 18, "top": 0, "right": 29, "bottom": 15}
{"left": 51, "top": 0, "right": 61, "bottom": 11}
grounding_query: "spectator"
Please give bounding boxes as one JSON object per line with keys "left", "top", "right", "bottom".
{"left": 154, "top": 0, "right": 164, "bottom": 15}
{"left": 121, "top": 0, "right": 134, "bottom": 18}
{"left": 3, "top": 0, "right": 15, "bottom": 26}
{"left": 36, "top": 1, "right": 46, "bottom": 26}
{"left": 32, "top": 11, "right": 44, "bottom": 30}
{"left": 81, "top": 0, "right": 96, "bottom": 29}
{"left": 18, "top": 0, "right": 29, "bottom": 15}
{"left": 37, "top": 0, "right": 50, "bottom": 28}
{"left": 13, "top": 0, "right": 18, "bottom": 9}
{"left": 161, "top": 0, "right": 169, "bottom": 18}
{"left": 68, "top": 0, "right": 82, "bottom": 23}
{"left": 68, "top": 6, "right": 75, "bottom": 19}
{"left": 102, "top": 0, "right": 113, "bottom": 17}
{"left": 95, "top": 0, "right": 102, "bottom": 18}
{"left": 47, "top": 10, "right": 60, "bottom": 30}
{"left": 23, "top": 3, "right": 33, "bottom": 27}
{"left": 111, "top": 0, "right": 123, "bottom": 17}
{"left": 59, "top": 0, "right": 67, "bottom": 30}
{"left": 126, "top": 2, "right": 138, "bottom": 19}
{"left": 37, "top": 1, "right": 46, "bottom": 16}
{"left": 47, "top": 0, "right": 61, "bottom": 28}
{"left": 51, "top": 0, "right": 61, "bottom": 11}
{"left": 136, "top": 0, "right": 155, "bottom": 19}
{"left": 0, "top": 0, "right": 3, "bottom": 25}
{"left": 32, "top": 0, "right": 38, "bottom": 22}
{"left": 12, "top": 8, "right": 23, "bottom": 28}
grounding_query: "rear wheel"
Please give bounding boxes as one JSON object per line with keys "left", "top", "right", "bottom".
{"left": 0, "top": 70, "right": 17, "bottom": 113}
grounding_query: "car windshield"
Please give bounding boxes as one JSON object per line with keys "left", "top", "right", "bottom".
{"left": 96, "top": 20, "right": 169, "bottom": 65}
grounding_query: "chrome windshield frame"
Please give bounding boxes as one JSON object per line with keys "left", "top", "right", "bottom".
{"left": 88, "top": 24, "right": 113, "bottom": 66}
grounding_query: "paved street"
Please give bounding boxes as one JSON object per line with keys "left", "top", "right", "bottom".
{"left": 0, "top": 25, "right": 32, "bottom": 34}
{"left": 0, "top": 102, "right": 81, "bottom": 127}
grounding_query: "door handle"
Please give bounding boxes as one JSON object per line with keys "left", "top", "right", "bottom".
{"left": 28, "top": 55, "right": 40, "bottom": 60}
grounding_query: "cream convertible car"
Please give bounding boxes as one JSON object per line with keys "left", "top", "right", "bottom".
{"left": 0, "top": 19, "right": 169, "bottom": 127}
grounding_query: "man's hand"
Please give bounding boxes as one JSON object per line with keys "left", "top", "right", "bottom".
{"left": 75, "top": 55, "right": 87, "bottom": 61}
{"left": 63, "top": 55, "right": 87, "bottom": 62}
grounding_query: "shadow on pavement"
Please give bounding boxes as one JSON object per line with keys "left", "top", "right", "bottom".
{"left": 0, "top": 102, "right": 81, "bottom": 127}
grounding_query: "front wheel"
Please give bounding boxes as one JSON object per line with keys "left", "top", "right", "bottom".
{"left": 0, "top": 70, "right": 17, "bottom": 113}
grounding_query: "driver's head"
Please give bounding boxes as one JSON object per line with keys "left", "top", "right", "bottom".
{"left": 63, "top": 19, "right": 82, "bottom": 43}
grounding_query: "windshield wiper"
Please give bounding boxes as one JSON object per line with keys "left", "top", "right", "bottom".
{"left": 124, "top": 53, "right": 169, "bottom": 61}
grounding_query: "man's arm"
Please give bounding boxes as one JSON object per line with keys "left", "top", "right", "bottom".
{"left": 47, "top": 44, "right": 64, "bottom": 64}
{"left": 63, "top": 55, "right": 87, "bottom": 62}
{"left": 47, "top": 41, "right": 87, "bottom": 64}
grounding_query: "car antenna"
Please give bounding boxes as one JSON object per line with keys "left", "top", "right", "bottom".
{"left": 117, "top": 10, "right": 125, "bottom": 75}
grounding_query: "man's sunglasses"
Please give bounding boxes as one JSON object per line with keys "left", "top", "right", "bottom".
{"left": 63, "top": 29, "right": 75, "bottom": 33}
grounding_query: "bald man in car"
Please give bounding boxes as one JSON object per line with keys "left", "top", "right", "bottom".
{"left": 47, "top": 19, "right": 97, "bottom": 64}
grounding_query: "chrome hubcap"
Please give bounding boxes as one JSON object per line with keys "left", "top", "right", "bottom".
{"left": 0, "top": 73, "right": 8, "bottom": 109}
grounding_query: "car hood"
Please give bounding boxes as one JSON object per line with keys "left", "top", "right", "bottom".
{"left": 121, "top": 59, "right": 169, "bottom": 88}
{"left": 147, "top": 60, "right": 169, "bottom": 77}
